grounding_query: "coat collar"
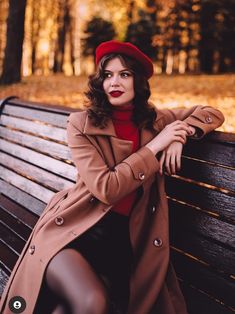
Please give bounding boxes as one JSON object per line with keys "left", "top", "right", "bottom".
{"left": 83, "top": 111, "right": 159, "bottom": 146}
{"left": 83, "top": 108, "right": 165, "bottom": 145}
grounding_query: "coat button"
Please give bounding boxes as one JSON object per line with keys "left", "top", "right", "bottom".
{"left": 55, "top": 216, "right": 64, "bottom": 226}
{"left": 153, "top": 238, "right": 163, "bottom": 247}
{"left": 89, "top": 196, "right": 96, "bottom": 203}
{"left": 151, "top": 205, "right": 156, "bottom": 213}
{"left": 29, "top": 245, "right": 35, "bottom": 255}
{"left": 205, "top": 116, "right": 212, "bottom": 123}
{"left": 138, "top": 172, "right": 145, "bottom": 180}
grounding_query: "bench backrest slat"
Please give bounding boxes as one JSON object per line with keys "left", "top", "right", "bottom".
{"left": 183, "top": 137, "right": 235, "bottom": 168}
{"left": 1, "top": 115, "right": 67, "bottom": 142}
{"left": 0, "top": 152, "right": 73, "bottom": 192}
{"left": 0, "top": 179, "right": 45, "bottom": 215}
{"left": 3, "top": 104, "right": 68, "bottom": 128}
{"left": 0, "top": 139, "right": 76, "bottom": 181}
{"left": 0, "top": 165, "right": 55, "bottom": 203}
{"left": 0, "top": 126, "right": 71, "bottom": 160}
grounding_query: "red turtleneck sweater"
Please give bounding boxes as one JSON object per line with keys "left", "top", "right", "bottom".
{"left": 111, "top": 104, "right": 140, "bottom": 216}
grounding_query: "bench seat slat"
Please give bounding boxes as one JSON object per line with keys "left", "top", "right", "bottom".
{"left": 0, "top": 266, "right": 9, "bottom": 296}
{"left": 172, "top": 250, "right": 235, "bottom": 308}
{"left": 0, "top": 242, "right": 19, "bottom": 271}
{"left": 0, "top": 126, "right": 71, "bottom": 160}
{"left": 180, "top": 157, "right": 235, "bottom": 192}
{"left": 0, "top": 179, "right": 45, "bottom": 216}
{"left": 0, "top": 152, "right": 73, "bottom": 191}
{"left": 166, "top": 176, "right": 235, "bottom": 220}
{"left": 0, "top": 222, "right": 25, "bottom": 254}
{"left": 3, "top": 104, "right": 69, "bottom": 128}
{"left": 0, "top": 166, "right": 54, "bottom": 203}
{"left": 0, "top": 207, "right": 32, "bottom": 241}
{"left": 1, "top": 115, "right": 67, "bottom": 142}
{"left": 0, "top": 139, "right": 76, "bottom": 181}
{"left": 0, "top": 194, "right": 38, "bottom": 229}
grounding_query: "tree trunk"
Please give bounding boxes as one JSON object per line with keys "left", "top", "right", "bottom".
{"left": 53, "top": 0, "right": 70, "bottom": 73}
{"left": 0, "top": 0, "right": 27, "bottom": 85}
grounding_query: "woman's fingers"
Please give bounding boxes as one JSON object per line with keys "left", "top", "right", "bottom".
{"left": 170, "top": 153, "right": 176, "bottom": 175}
{"left": 159, "top": 151, "right": 166, "bottom": 175}
{"left": 176, "top": 150, "right": 181, "bottom": 171}
{"left": 165, "top": 150, "right": 171, "bottom": 175}
{"left": 161, "top": 142, "right": 183, "bottom": 176}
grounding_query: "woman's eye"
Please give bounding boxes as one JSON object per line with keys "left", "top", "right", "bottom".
{"left": 104, "top": 72, "right": 112, "bottom": 78}
{"left": 121, "top": 72, "right": 132, "bottom": 78}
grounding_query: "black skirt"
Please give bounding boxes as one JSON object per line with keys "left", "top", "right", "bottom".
{"left": 65, "top": 210, "right": 133, "bottom": 313}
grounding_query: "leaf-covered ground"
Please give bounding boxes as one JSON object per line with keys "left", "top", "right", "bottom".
{"left": 0, "top": 74, "right": 234, "bottom": 132}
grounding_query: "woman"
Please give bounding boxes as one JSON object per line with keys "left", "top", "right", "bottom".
{"left": 0, "top": 41, "right": 224, "bottom": 314}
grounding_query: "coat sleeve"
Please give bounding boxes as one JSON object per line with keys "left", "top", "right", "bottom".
{"left": 158, "top": 105, "right": 225, "bottom": 138}
{"left": 67, "top": 114, "right": 159, "bottom": 205}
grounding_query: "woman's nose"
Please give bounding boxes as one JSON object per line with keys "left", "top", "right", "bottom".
{"left": 110, "top": 75, "right": 120, "bottom": 86}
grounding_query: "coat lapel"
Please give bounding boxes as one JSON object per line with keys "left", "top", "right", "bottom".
{"left": 83, "top": 112, "right": 159, "bottom": 163}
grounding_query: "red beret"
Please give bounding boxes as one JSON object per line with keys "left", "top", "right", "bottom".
{"left": 95, "top": 40, "right": 154, "bottom": 79}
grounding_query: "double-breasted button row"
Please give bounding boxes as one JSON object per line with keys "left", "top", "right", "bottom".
{"left": 153, "top": 238, "right": 163, "bottom": 247}
{"left": 138, "top": 172, "right": 145, "bottom": 180}
{"left": 55, "top": 216, "right": 64, "bottom": 226}
{"left": 29, "top": 245, "right": 35, "bottom": 255}
{"left": 205, "top": 115, "right": 212, "bottom": 123}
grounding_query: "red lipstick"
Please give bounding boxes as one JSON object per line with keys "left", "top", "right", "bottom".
{"left": 109, "top": 91, "right": 124, "bottom": 98}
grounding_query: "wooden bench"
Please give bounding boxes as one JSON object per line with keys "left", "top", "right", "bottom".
{"left": 0, "top": 96, "right": 234, "bottom": 314}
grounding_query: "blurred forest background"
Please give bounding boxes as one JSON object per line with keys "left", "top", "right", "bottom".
{"left": 0, "top": 0, "right": 234, "bottom": 131}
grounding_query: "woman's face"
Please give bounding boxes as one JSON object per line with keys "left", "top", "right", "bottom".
{"left": 102, "top": 57, "right": 135, "bottom": 107}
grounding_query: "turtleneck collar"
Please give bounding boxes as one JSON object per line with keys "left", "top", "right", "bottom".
{"left": 111, "top": 103, "right": 134, "bottom": 122}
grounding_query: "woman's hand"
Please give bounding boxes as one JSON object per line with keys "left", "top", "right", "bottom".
{"left": 159, "top": 141, "right": 183, "bottom": 175}
{"left": 146, "top": 120, "right": 191, "bottom": 155}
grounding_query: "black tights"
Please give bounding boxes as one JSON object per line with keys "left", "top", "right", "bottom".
{"left": 45, "top": 248, "right": 109, "bottom": 314}
{"left": 34, "top": 211, "right": 132, "bottom": 314}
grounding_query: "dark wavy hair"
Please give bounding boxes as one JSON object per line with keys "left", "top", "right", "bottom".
{"left": 85, "top": 53, "right": 157, "bottom": 130}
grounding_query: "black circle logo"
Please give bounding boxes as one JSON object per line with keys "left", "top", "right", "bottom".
{"left": 8, "top": 296, "right": 26, "bottom": 313}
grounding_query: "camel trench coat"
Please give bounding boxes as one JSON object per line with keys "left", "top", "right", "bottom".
{"left": 0, "top": 104, "right": 224, "bottom": 314}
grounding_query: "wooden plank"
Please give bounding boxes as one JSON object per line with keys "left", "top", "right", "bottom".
{"left": 7, "top": 98, "right": 77, "bottom": 113}
{"left": 0, "top": 179, "right": 46, "bottom": 216}
{"left": 205, "top": 131, "right": 235, "bottom": 144}
{"left": 0, "top": 139, "right": 76, "bottom": 180}
{"left": 0, "top": 166, "right": 55, "bottom": 203}
{"left": 0, "top": 126, "right": 72, "bottom": 161}
{"left": 169, "top": 208, "right": 234, "bottom": 274}
{"left": 179, "top": 280, "right": 235, "bottom": 314}
{"left": 0, "top": 152, "right": 73, "bottom": 191}
{"left": 166, "top": 176, "right": 235, "bottom": 220}
{"left": 0, "top": 242, "right": 19, "bottom": 271}
{"left": 0, "top": 266, "right": 9, "bottom": 296}
{"left": 179, "top": 157, "right": 235, "bottom": 192}
{"left": 3, "top": 104, "right": 69, "bottom": 128}
{"left": 1, "top": 115, "right": 67, "bottom": 142}
{"left": 170, "top": 232, "right": 235, "bottom": 276}
{"left": 0, "top": 194, "right": 38, "bottom": 229}
{"left": 0, "top": 206, "right": 32, "bottom": 241}
{"left": 183, "top": 139, "right": 235, "bottom": 168}
{"left": 169, "top": 200, "right": 235, "bottom": 249}
{"left": 171, "top": 250, "right": 235, "bottom": 308}
{"left": 0, "top": 222, "right": 25, "bottom": 254}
